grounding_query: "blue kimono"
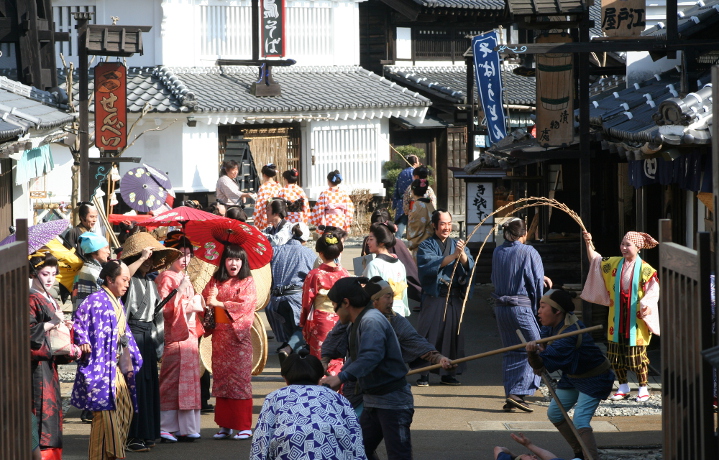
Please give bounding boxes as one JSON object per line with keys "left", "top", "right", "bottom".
{"left": 416, "top": 235, "right": 475, "bottom": 299}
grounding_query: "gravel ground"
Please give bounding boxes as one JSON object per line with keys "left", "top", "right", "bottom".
{"left": 536, "top": 383, "right": 662, "bottom": 417}
{"left": 599, "top": 447, "right": 662, "bottom": 459}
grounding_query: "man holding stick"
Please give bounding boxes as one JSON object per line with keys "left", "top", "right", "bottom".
{"left": 414, "top": 210, "right": 474, "bottom": 386}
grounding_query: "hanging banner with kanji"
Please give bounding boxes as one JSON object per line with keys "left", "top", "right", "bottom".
{"left": 472, "top": 31, "right": 507, "bottom": 144}
{"left": 261, "top": 0, "right": 286, "bottom": 57}
{"left": 602, "top": 0, "right": 646, "bottom": 37}
{"left": 535, "top": 33, "right": 574, "bottom": 147}
{"left": 94, "top": 62, "right": 127, "bottom": 152}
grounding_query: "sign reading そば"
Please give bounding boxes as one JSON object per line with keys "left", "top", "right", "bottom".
{"left": 262, "top": 0, "right": 286, "bottom": 57}
{"left": 94, "top": 62, "right": 127, "bottom": 152}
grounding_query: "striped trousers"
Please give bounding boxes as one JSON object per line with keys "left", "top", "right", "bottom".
{"left": 494, "top": 305, "right": 541, "bottom": 396}
{"left": 88, "top": 369, "right": 133, "bottom": 460}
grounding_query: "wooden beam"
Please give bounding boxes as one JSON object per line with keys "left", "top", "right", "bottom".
{"left": 380, "top": 0, "right": 422, "bottom": 21}
{"left": 494, "top": 39, "right": 719, "bottom": 55}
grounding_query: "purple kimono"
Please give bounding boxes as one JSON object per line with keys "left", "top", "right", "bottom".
{"left": 71, "top": 288, "right": 143, "bottom": 412}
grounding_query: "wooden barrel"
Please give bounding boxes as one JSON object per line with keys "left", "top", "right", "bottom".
{"left": 537, "top": 52, "right": 572, "bottom": 111}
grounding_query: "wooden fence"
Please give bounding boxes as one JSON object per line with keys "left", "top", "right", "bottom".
{"left": 658, "top": 219, "right": 717, "bottom": 459}
{"left": 0, "top": 219, "right": 30, "bottom": 459}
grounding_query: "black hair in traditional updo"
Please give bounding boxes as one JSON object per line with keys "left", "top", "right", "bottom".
{"left": 268, "top": 198, "right": 287, "bottom": 219}
{"left": 502, "top": 217, "right": 527, "bottom": 242}
{"left": 315, "top": 230, "right": 343, "bottom": 260}
{"left": 77, "top": 201, "right": 96, "bottom": 220}
{"left": 225, "top": 206, "right": 247, "bottom": 222}
{"left": 370, "top": 208, "right": 391, "bottom": 225}
{"left": 411, "top": 178, "right": 429, "bottom": 197}
{"left": 281, "top": 349, "right": 325, "bottom": 384}
{"left": 431, "top": 209, "right": 450, "bottom": 227}
{"left": 327, "top": 276, "right": 371, "bottom": 308}
{"left": 327, "top": 170, "right": 342, "bottom": 185}
{"left": 547, "top": 289, "right": 577, "bottom": 314}
{"left": 369, "top": 222, "right": 396, "bottom": 249}
{"left": 261, "top": 163, "right": 277, "bottom": 178}
{"left": 413, "top": 165, "right": 429, "bottom": 179}
{"left": 29, "top": 252, "right": 58, "bottom": 277}
{"left": 99, "top": 260, "right": 125, "bottom": 286}
{"left": 282, "top": 168, "right": 300, "bottom": 184}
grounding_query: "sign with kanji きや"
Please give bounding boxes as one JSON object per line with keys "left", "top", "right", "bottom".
{"left": 262, "top": 0, "right": 286, "bottom": 57}
{"left": 94, "top": 62, "right": 127, "bottom": 152}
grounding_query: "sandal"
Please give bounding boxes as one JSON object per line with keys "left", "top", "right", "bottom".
{"left": 233, "top": 430, "right": 252, "bottom": 440}
{"left": 506, "top": 397, "right": 533, "bottom": 413}
{"left": 635, "top": 394, "right": 650, "bottom": 402}
{"left": 610, "top": 392, "right": 631, "bottom": 401}
{"left": 213, "top": 429, "right": 231, "bottom": 440}
{"left": 160, "top": 431, "right": 178, "bottom": 443}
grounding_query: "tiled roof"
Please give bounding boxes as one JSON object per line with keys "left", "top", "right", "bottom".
{"left": 411, "top": 0, "right": 505, "bottom": 10}
{"left": 643, "top": 0, "right": 719, "bottom": 38}
{"left": 507, "top": 0, "right": 587, "bottom": 16}
{"left": 0, "top": 76, "right": 74, "bottom": 141}
{"left": 63, "top": 66, "right": 430, "bottom": 114}
{"left": 383, "top": 64, "right": 536, "bottom": 106}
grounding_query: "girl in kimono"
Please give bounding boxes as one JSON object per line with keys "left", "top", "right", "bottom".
{"left": 253, "top": 164, "right": 282, "bottom": 232}
{"left": 72, "top": 261, "right": 143, "bottom": 460}
{"left": 525, "top": 289, "right": 614, "bottom": 460}
{"left": 155, "top": 234, "right": 204, "bottom": 442}
{"left": 278, "top": 168, "right": 309, "bottom": 224}
{"left": 362, "top": 222, "right": 410, "bottom": 317}
{"left": 309, "top": 170, "right": 355, "bottom": 233}
{"left": 300, "top": 230, "right": 349, "bottom": 375}
{"left": 402, "top": 166, "right": 436, "bottom": 219}
{"left": 581, "top": 231, "right": 660, "bottom": 402}
{"left": 202, "top": 244, "right": 257, "bottom": 440}
{"left": 29, "top": 252, "right": 82, "bottom": 460}
{"left": 250, "top": 350, "right": 366, "bottom": 460}
{"left": 406, "top": 178, "right": 436, "bottom": 255}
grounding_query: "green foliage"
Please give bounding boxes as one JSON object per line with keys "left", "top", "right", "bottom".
{"left": 384, "top": 145, "right": 434, "bottom": 199}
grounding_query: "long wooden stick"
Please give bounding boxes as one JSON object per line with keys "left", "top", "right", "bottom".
{"left": 407, "top": 324, "right": 602, "bottom": 375}
{"left": 516, "top": 329, "right": 593, "bottom": 460}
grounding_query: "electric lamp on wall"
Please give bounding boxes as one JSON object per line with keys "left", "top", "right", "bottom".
{"left": 186, "top": 116, "right": 197, "bottom": 127}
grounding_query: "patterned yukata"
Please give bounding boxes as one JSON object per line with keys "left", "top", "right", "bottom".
{"left": 72, "top": 258, "right": 102, "bottom": 313}
{"left": 406, "top": 197, "right": 435, "bottom": 253}
{"left": 202, "top": 276, "right": 257, "bottom": 431}
{"left": 155, "top": 270, "right": 204, "bottom": 436}
{"left": 491, "top": 240, "right": 544, "bottom": 397}
{"left": 266, "top": 240, "right": 317, "bottom": 345}
{"left": 402, "top": 186, "right": 436, "bottom": 217}
{"left": 278, "top": 184, "right": 310, "bottom": 224}
{"left": 309, "top": 186, "right": 355, "bottom": 233}
{"left": 71, "top": 287, "right": 143, "bottom": 460}
{"left": 250, "top": 385, "right": 367, "bottom": 460}
{"left": 301, "top": 263, "right": 350, "bottom": 375}
{"left": 30, "top": 290, "right": 79, "bottom": 458}
{"left": 254, "top": 180, "right": 282, "bottom": 232}
{"left": 362, "top": 254, "right": 410, "bottom": 317}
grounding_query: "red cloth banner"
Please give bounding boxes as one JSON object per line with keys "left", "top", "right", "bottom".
{"left": 94, "top": 62, "right": 127, "bottom": 152}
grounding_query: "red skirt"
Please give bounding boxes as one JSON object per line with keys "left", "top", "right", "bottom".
{"left": 214, "top": 397, "right": 253, "bottom": 431}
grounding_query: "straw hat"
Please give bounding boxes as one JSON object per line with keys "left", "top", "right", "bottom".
{"left": 251, "top": 264, "right": 272, "bottom": 311}
{"left": 121, "top": 232, "right": 181, "bottom": 272}
{"left": 197, "top": 312, "right": 268, "bottom": 376}
{"left": 187, "top": 256, "right": 271, "bottom": 311}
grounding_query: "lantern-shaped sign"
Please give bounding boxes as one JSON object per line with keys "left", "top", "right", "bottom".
{"left": 94, "top": 62, "right": 127, "bottom": 152}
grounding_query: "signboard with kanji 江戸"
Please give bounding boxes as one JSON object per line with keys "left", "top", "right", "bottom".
{"left": 602, "top": 0, "right": 646, "bottom": 37}
{"left": 94, "top": 62, "right": 127, "bottom": 153}
{"left": 535, "top": 33, "right": 574, "bottom": 148}
{"left": 466, "top": 181, "right": 494, "bottom": 243}
{"left": 262, "top": 0, "right": 286, "bottom": 57}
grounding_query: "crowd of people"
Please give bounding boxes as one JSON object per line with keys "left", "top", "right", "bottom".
{"left": 25, "top": 158, "right": 661, "bottom": 460}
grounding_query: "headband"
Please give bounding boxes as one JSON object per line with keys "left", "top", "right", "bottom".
{"left": 79, "top": 232, "right": 109, "bottom": 254}
{"left": 624, "top": 231, "right": 659, "bottom": 250}
{"left": 541, "top": 289, "right": 579, "bottom": 328}
{"left": 366, "top": 279, "right": 394, "bottom": 301}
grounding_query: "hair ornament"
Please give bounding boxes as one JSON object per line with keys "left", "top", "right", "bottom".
{"left": 324, "top": 235, "right": 339, "bottom": 245}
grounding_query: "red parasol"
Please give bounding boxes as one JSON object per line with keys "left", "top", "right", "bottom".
{"left": 184, "top": 218, "right": 272, "bottom": 270}
{"left": 144, "top": 206, "right": 223, "bottom": 229}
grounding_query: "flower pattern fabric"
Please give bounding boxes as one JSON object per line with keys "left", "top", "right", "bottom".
{"left": 278, "top": 184, "right": 310, "bottom": 224}
{"left": 309, "top": 187, "right": 355, "bottom": 233}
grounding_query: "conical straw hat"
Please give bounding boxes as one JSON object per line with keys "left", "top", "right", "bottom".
{"left": 197, "top": 312, "right": 268, "bottom": 376}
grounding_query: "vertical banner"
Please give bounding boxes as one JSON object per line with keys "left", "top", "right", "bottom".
{"left": 261, "top": 0, "right": 286, "bottom": 57}
{"left": 472, "top": 32, "right": 507, "bottom": 144}
{"left": 94, "top": 62, "right": 127, "bottom": 153}
{"left": 602, "top": 0, "right": 646, "bottom": 37}
{"left": 466, "top": 181, "right": 494, "bottom": 243}
{"left": 535, "top": 33, "right": 574, "bottom": 147}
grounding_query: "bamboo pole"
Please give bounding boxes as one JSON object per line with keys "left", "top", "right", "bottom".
{"left": 407, "top": 324, "right": 602, "bottom": 375}
{"left": 516, "top": 329, "right": 593, "bottom": 460}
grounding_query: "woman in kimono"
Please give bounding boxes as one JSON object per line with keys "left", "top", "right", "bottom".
{"left": 29, "top": 252, "right": 82, "bottom": 460}
{"left": 278, "top": 168, "right": 309, "bottom": 224}
{"left": 121, "top": 232, "right": 180, "bottom": 451}
{"left": 72, "top": 260, "right": 143, "bottom": 460}
{"left": 309, "top": 170, "right": 355, "bottom": 233}
{"left": 402, "top": 166, "right": 436, "bottom": 219}
{"left": 202, "top": 244, "right": 257, "bottom": 440}
{"left": 406, "top": 178, "right": 436, "bottom": 256}
{"left": 581, "top": 231, "right": 660, "bottom": 402}
{"left": 525, "top": 289, "right": 614, "bottom": 460}
{"left": 491, "top": 217, "right": 550, "bottom": 412}
{"left": 266, "top": 223, "right": 316, "bottom": 361}
{"left": 249, "top": 350, "right": 366, "bottom": 460}
{"left": 300, "top": 230, "right": 349, "bottom": 375}
{"left": 253, "top": 164, "right": 282, "bottom": 232}
{"left": 155, "top": 234, "right": 204, "bottom": 442}
{"left": 362, "top": 222, "right": 410, "bottom": 317}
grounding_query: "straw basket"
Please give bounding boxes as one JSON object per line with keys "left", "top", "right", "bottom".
{"left": 187, "top": 257, "right": 271, "bottom": 311}
{"left": 198, "top": 312, "right": 268, "bottom": 376}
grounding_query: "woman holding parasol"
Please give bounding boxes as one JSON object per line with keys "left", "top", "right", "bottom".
{"left": 120, "top": 232, "right": 181, "bottom": 451}
{"left": 155, "top": 233, "right": 205, "bottom": 443}
{"left": 581, "top": 231, "right": 660, "bottom": 402}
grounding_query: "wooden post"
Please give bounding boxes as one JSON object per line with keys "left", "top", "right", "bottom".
{"left": 713, "top": 66, "right": 719, "bottom": 289}
{"left": 73, "top": 12, "right": 93, "bottom": 202}
{"left": 579, "top": 13, "right": 592, "bottom": 325}
{"left": 466, "top": 56, "right": 474, "bottom": 165}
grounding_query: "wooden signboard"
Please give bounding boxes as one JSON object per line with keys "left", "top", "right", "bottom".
{"left": 261, "top": 0, "right": 286, "bottom": 57}
{"left": 535, "top": 33, "right": 574, "bottom": 148}
{"left": 94, "top": 62, "right": 127, "bottom": 152}
{"left": 601, "top": 0, "right": 646, "bottom": 37}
